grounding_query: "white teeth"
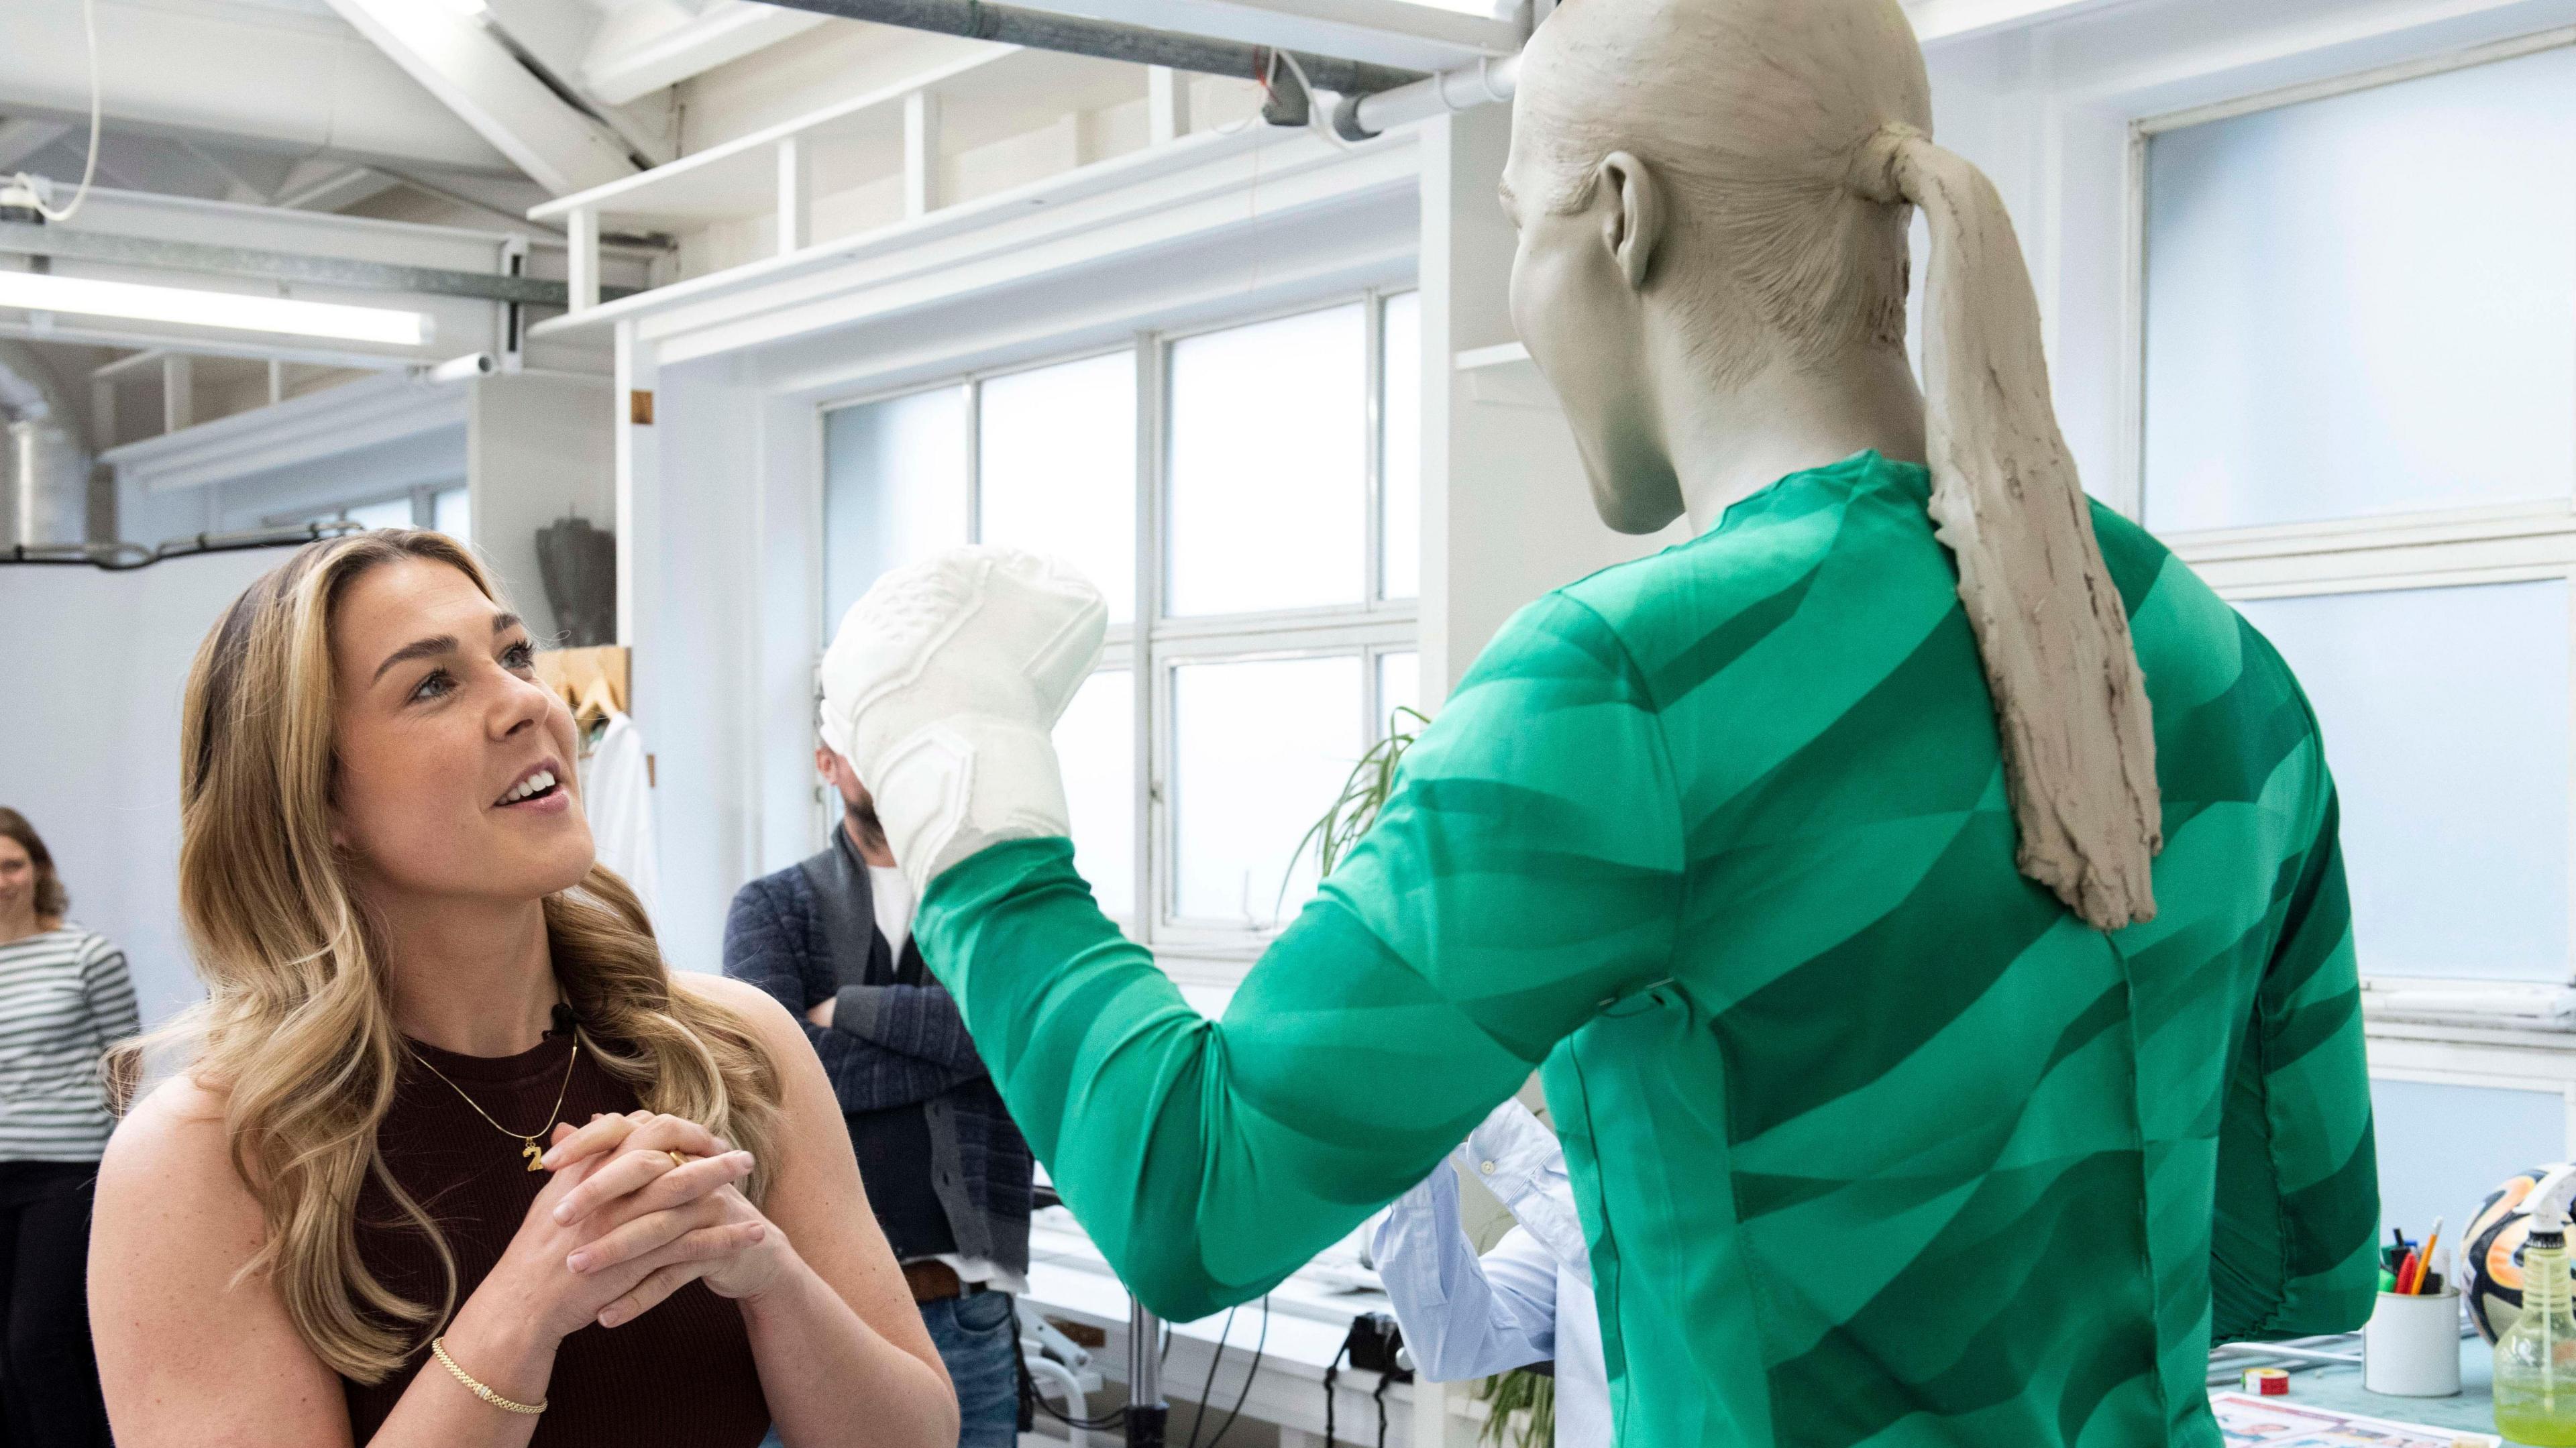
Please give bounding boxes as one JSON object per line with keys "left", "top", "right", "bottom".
{"left": 501, "top": 770, "right": 556, "bottom": 804}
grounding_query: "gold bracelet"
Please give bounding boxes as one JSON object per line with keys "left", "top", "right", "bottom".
{"left": 429, "top": 1336, "right": 547, "bottom": 1416}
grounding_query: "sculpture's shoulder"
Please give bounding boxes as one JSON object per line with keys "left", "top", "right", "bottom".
{"left": 1552, "top": 452, "right": 1936, "bottom": 669}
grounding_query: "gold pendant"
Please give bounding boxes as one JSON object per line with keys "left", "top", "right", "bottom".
{"left": 521, "top": 1139, "right": 544, "bottom": 1172}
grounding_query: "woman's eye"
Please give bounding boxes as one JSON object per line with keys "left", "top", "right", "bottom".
{"left": 410, "top": 669, "right": 457, "bottom": 703}
{"left": 502, "top": 641, "right": 536, "bottom": 671}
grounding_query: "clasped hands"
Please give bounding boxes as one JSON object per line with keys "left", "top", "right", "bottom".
{"left": 488, "top": 1111, "right": 792, "bottom": 1343}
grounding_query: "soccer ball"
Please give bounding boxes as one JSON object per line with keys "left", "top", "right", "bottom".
{"left": 2463, "top": 1164, "right": 2576, "bottom": 1343}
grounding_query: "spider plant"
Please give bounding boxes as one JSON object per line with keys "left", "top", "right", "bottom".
{"left": 1278, "top": 706, "right": 1432, "bottom": 911}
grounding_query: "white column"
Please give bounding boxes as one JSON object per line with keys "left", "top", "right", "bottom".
{"left": 568, "top": 207, "right": 601, "bottom": 312}
{"left": 266, "top": 358, "right": 286, "bottom": 406}
{"left": 613, "top": 318, "right": 659, "bottom": 658}
{"left": 776, "top": 135, "right": 810, "bottom": 255}
{"left": 160, "top": 355, "right": 193, "bottom": 434}
{"left": 1148, "top": 66, "right": 1192, "bottom": 144}
{"left": 904, "top": 89, "right": 943, "bottom": 219}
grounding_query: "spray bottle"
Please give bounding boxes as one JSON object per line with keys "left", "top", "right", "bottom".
{"left": 2496, "top": 1166, "right": 2576, "bottom": 1444}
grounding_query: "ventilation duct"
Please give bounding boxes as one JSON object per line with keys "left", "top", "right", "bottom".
{"left": 0, "top": 341, "right": 92, "bottom": 551}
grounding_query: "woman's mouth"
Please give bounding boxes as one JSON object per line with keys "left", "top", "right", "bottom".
{"left": 496, "top": 768, "right": 564, "bottom": 808}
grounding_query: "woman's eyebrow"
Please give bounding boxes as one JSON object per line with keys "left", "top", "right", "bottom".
{"left": 372, "top": 634, "right": 458, "bottom": 683}
{"left": 372, "top": 613, "right": 523, "bottom": 683}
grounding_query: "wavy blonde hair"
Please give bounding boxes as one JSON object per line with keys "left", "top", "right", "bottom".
{"left": 119, "top": 529, "right": 780, "bottom": 1384}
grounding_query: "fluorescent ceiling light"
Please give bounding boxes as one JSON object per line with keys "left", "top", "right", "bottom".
{"left": 0, "top": 272, "right": 431, "bottom": 347}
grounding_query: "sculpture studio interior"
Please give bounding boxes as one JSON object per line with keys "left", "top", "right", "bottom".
{"left": 6, "top": 0, "right": 2576, "bottom": 1445}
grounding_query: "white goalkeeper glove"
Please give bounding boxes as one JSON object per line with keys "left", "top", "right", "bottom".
{"left": 818, "top": 547, "right": 1107, "bottom": 897}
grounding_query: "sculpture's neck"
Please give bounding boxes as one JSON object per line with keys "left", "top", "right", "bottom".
{"left": 1667, "top": 343, "right": 1929, "bottom": 534}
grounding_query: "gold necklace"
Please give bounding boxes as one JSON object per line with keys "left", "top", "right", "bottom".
{"left": 409, "top": 1027, "right": 583, "bottom": 1172}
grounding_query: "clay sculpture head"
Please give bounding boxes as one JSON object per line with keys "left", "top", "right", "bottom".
{"left": 1503, "top": 0, "right": 2161, "bottom": 931}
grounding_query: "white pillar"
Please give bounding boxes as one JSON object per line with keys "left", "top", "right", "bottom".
{"left": 160, "top": 355, "right": 193, "bottom": 434}
{"left": 904, "top": 89, "right": 942, "bottom": 219}
{"left": 613, "top": 318, "right": 659, "bottom": 658}
{"left": 568, "top": 207, "right": 601, "bottom": 312}
{"left": 776, "top": 135, "right": 810, "bottom": 255}
{"left": 1148, "top": 66, "right": 1191, "bottom": 144}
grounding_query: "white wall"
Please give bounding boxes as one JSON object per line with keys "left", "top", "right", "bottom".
{"left": 0, "top": 547, "right": 280, "bottom": 1026}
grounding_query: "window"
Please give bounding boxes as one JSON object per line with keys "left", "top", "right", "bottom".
{"left": 822, "top": 292, "right": 1421, "bottom": 957}
{"left": 2140, "top": 45, "right": 2576, "bottom": 1001}
{"left": 433, "top": 486, "right": 471, "bottom": 542}
{"left": 2143, "top": 44, "right": 2576, "bottom": 533}
{"left": 341, "top": 496, "right": 415, "bottom": 532}
{"left": 280, "top": 485, "right": 468, "bottom": 536}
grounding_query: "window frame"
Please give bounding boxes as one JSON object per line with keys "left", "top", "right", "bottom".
{"left": 814, "top": 286, "right": 1421, "bottom": 965}
{"left": 2127, "top": 34, "right": 2576, "bottom": 1018}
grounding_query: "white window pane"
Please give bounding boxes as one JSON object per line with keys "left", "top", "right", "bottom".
{"left": 1171, "top": 655, "right": 1363, "bottom": 926}
{"left": 2143, "top": 47, "right": 2576, "bottom": 532}
{"left": 1168, "top": 305, "right": 1367, "bottom": 616}
{"left": 824, "top": 387, "right": 969, "bottom": 628}
{"left": 1377, "top": 650, "right": 1421, "bottom": 738}
{"left": 432, "top": 486, "right": 470, "bottom": 543}
{"left": 1055, "top": 669, "right": 1134, "bottom": 919}
{"left": 2239, "top": 581, "right": 2569, "bottom": 981}
{"left": 343, "top": 497, "right": 412, "bottom": 531}
{"left": 1381, "top": 292, "right": 1421, "bottom": 600}
{"left": 979, "top": 353, "right": 1138, "bottom": 623}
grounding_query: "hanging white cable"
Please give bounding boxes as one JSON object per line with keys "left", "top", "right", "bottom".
{"left": 14, "top": 0, "right": 103, "bottom": 225}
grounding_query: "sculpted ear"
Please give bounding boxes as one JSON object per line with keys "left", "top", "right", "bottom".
{"left": 1597, "top": 151, "right": 1664, "bottom": 291}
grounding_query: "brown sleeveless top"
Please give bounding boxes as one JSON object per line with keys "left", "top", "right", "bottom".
{"left": 341, "top": 1022, "right": 769, "bottom": 1446}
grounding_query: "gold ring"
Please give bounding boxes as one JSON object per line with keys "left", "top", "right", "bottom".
{"left": 667, "top": 1150, "right": 691, "bottom": 1169}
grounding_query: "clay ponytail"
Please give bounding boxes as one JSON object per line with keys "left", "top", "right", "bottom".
{"left": 1850, "top": 124, "right": 2163, "bottom": 930}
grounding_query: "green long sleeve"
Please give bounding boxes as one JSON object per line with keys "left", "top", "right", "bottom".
{"left": 2211, "top": 792, "right": 2380, "bottom": 1342}
{"left": 914, "top": 453, "right": 2381, "bottom": 1447}
{"left": 918, "top": 590, "right": 1684, "bottom": 1319}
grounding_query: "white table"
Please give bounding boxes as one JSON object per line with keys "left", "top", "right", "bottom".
{"left": 1018, "top": 1208, "right": 1491, "bottom": 1447}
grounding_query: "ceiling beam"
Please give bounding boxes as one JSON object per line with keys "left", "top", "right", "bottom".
{"left": 0, "top": 0, "right": 516, "bottom": 176}
{"left": 319, "top": 0, "right": 642, "bottom": 197}
{"left": 584, "top": 1, "right": 834, "bottom": 107}
{"left": 1906, "top": 0, "right": 2140, "bottom": 45}
{"left": 0, "top": 119, "right": 73, "bottom": 171}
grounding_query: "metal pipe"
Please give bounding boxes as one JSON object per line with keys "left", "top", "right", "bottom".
{"left": 0, "top": 221, "right": 635, "bottom": 307}
{"left": 751, "top": 0, "right": 1424, "bottom": 98}
{"left": 1338, "top": 51, "right": 1520, "bottom": 140}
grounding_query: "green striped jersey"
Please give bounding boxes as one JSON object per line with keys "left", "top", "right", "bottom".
{"left": 920, "top": 451, "right": 2379, "bottom": 1447}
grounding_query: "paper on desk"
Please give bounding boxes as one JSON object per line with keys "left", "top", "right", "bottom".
{"left": 2211, "top": 1391, "right": 2500, "bottom": 1447}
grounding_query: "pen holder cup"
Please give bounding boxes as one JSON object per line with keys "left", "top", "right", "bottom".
{"left": 2363, "top": 1288, "right": 2463, "bottom": 1397}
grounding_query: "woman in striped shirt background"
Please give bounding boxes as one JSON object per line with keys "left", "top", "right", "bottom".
{"left": 0, "top": 806, "right": 136, "bottom": 1446}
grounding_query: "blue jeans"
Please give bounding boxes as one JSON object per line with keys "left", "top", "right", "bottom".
{"left": 762, "top": 1289, "right": 1020, "bottom": 1448}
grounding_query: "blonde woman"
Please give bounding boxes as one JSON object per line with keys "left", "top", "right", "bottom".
{"left": 87, "top": 531, "right": 958, "bottom": 1448}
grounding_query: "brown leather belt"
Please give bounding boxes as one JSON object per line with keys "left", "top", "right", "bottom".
{"left": 902, "top": 1259, "right": 988, "bottom": 1304}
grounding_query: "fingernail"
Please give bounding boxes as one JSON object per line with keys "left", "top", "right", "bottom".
{"left": 568, "top": 1251, "right": 592, "bottom": 1272}
{"left": 731, "top": 1152, "right": 754, "bottom": 1169}
{"left": 551, "top": 1202, "right": 573, "bottom": 1223}
{"left": 599, "top": 1308, "right": 623, "bottom": 1329}
{"left": 749, "top": 1223, "right": 765, "bottom": 1242}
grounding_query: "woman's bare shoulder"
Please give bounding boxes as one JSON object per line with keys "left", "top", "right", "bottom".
{"left": 676, "top": 970, "right": 801, "bottom": 1042}
{"left": 100, "top": 1074, "right": 254, "bottom": 1222}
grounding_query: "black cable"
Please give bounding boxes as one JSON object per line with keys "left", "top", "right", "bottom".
{"left": 1371, "top": 1369, "right": 1391, "bottom": 1448}
{"left": 1321, "top": 1339, "right": 1350, "bottom": 1447}
{"left": 1200, "top": 1295, "right": 1269, "bottom": 1448}
{"left": 1, "top": 521, "right": 356, "bottom": 571}
{"left": 1183, "top": 1304, "right": 1240, "bottom": 1448}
